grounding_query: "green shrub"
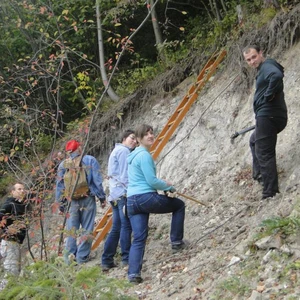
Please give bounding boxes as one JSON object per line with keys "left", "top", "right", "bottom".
{"left": 116, "top": 64, "right": 160, "bottom": 96}
{"left": 258, "top": 216, "right": 300, "bottom": 238}
{"left": 0, "top": 260, "right": 135, "bottom": 300}
{"left": 0, "top": 173, "right": 14, "bottom": 199}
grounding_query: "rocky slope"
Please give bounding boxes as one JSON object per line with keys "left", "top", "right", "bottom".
{"left": 88, "top": 41, "right": 300, "bottom": 300}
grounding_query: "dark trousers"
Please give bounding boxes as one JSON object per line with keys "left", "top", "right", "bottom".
{"left": 250, "top": 116, "right": 287, "bottom": 198}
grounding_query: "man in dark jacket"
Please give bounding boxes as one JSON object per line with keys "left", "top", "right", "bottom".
{"left": 0, "top": 183, "right": 28, "bottom": 276}
{"left": 243, "top": 45, "right": 288, "bottom": 199}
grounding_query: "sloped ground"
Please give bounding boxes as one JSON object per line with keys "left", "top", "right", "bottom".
{"left": 88, "top": 42, "right": 300, "bottom": 300}
{"left": 36, "top": 6, "right": 300, "bottom": 299}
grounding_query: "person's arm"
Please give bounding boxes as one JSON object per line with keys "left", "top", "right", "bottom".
{"left": 140, "top": 152, "right": 174, "bottom": 191}
{"left": 55, "top": 161, "right": 66, "bottom": 202}
{"left": 89, "top": 157, "right": 106, "bottom": 201}
{"left": 0, "top": 203, "right": 12, "bottom": 227}
{"left": 264, "top": 64, "right": 284, "bottom": 101}
{"left": 117, "top": 148, "right": 130, "bottom": 187}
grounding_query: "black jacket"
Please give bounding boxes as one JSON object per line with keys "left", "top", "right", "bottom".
{"left": 0, "top": 197, "right": 28, "bottom": 244}
{"left": 254, "top": 58, "right": 288, "bottom": 118}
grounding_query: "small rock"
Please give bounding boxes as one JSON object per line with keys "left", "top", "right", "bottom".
{"left": 247, "top": 290, "right": 261, "bottom": 300}
{"left": 227, "top": 256, "right": 241, "bottom": 267}
{"left": 280, "top": 244, "right": 293, "bottom": 255}
{"left": 262, "top": 249, "right": 275, "bottom": 264}
{"left": 255, "top": 236, "right": 281, "bottom": 250}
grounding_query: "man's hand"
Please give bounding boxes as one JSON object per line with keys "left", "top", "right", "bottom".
{"left": 99, "top": 198, "right": 106, "bottom": 208}
{"left": 59, "top": 199, "right": 68, "bottom": 214}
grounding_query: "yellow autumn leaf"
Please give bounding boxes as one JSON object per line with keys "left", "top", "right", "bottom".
{"left": 114, "top": 23, "right": 122, "bottom": 27}
{"left": 182, "top": 11, "right": 187, "bottom": 15}
{"left": 179, "top": 27, "right": 185, "bottom": 31}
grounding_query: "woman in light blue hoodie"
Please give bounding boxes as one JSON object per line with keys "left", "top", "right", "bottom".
{"left": 127, "top": 124, "right": 185, "bottom": 284}
{"left": 101, "top": 130, "right": 137, "bottom": 270}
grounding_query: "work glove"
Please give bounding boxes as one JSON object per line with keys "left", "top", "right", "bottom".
{"left": 59, "top": 198, "right": 67, "bottom": 213}
{"left": 99, "top": 198, "right": 106, "bottom": 208}
{"left": 165, "top": 187, "right": 177, "bottom": 198}
{"left": 169, "top": 187, "right": 176, "bottom": 193}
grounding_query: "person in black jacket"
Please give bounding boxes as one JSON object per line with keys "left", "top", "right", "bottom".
{"left": 0, "top": 183, "right": 28, "bottom": 276}
{"left": 243, "top": 45, "right": 288, "bottom": 199}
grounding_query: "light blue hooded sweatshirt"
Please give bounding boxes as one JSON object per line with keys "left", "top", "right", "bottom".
{"left": 127, "top": 146, "right": 174, "bottom": 197}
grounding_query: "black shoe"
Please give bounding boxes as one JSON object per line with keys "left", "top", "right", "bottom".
{"left": 262, "top": 194, "right": 276, "bottom": 200}
{"left": 101, "top": 263, "right": 117, "bottom": 271}
{"left": 172, "top": 242, "right": 186, "bottom": 253}
{"left": 129, "top": 276, "right": 143, "bottom": 284}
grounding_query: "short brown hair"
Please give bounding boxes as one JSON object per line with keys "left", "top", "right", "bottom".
{"left": 135, "top": 124, "right": 153, "bottom": 140}
{"left": 243, "top": 45, "right": 261, "bottom": 54}
{"left": 7, "top": 182, "right": 23, "bottom": 193}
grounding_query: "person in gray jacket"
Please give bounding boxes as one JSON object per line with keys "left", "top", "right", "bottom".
{"left": 101, "top": 130, "right": 137, "bottom": 270}
{"left": 243, "top": 45, "right": 288, "bottom": 199}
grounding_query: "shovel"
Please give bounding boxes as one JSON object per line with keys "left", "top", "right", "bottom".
{"left": 230, "top": 125, "right": 255, "bottom": 143}
{"left": 176, "top": 192, "right": 209, "bottom": 207}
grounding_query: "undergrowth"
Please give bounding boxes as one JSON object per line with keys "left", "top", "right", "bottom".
{"left": 0, "top": 260, "right": 135, "bottom": 300}
{"left": 256, "top": 216, "right": 300, "bottom": 239}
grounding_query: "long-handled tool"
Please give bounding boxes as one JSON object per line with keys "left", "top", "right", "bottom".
{"left": 230, "top": 125, "right": 255, "bottom": 143}
{"left": 176, "top": 192, "right": 209, "bottom": 207}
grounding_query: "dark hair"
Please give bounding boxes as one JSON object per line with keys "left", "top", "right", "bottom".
{"left": 243, "top": 45, "right": 261, "bottom": 54}
{"left": 119, "top": 129, "right": 135, "bottom": 142}
{"left": 135, "top": 124, "right": 153, "bottom": 140}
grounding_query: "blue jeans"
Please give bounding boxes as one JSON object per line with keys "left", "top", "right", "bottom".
{"left": 64, "top": 196, "right": 96, "bottom": 264}
{"left": 127, "top": 192, "right": 185, "bottom": 279}
{"left": 102, "top": 196, "right": 132, "bottom": 266}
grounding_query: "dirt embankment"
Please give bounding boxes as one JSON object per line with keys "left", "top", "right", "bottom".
{"left": 48, "top": 5, "right": 300, "bottom": 300}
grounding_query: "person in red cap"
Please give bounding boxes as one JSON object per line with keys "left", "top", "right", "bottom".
{"left": 55, "top": 139, "right": 106, "bottom": 265}
{"left": 65, "top": 140, "right": 80, "bottom": 152}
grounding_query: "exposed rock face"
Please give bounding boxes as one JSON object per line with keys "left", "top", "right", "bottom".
{"left": 85, "top": 43, "right": 300, "bottom": 299}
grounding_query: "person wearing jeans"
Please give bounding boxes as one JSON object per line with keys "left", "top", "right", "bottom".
{"left": 101, "top": 196, "right": 132, "bottom": 269}
{"left": 101, "top": 130, "right": 137, "bottom": 270}
{"left": 127, "top": 124, "right": 185, "bottom": 284}
{"left": 65, "top": 196, "right": 97, "bottom": 264}
{"left": 243, "top": 45, "right": 288, "bottom": 199}
{"left": 55, "top": 139, "right": 106, "bottom": 264}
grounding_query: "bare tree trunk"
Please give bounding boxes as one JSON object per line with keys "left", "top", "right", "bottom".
{"left": 149, "top": 0, "right": 165, "bottom": 60}
{"left": 213, "top": 0, "right": 222, "bottom": 21}
{"left": 201, "top": 1, "right": 214, "bottom": 22}
{"left": 236, "top": 4, "right": 244, "bottom": 25}
{"left": 220, "top": 0, "right": 227, "bottom": 13}
{"left": 209, "top": 0, "right": 221, "bottom": 22}
{"left": 95, "top": 0, "right": 119, "bottom": 102}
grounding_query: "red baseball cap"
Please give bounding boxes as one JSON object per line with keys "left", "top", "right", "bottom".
{"left": 65, "top": 140, "right": 81, "bottom": 152}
